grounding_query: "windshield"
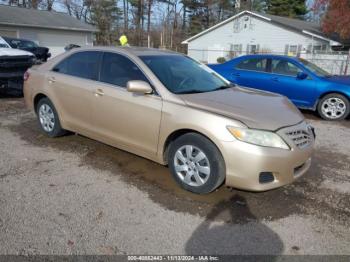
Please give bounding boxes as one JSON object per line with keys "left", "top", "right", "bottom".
{"left": 140, "top": 55, "right": 231, "bottom": 94}
{"left": 19, "top": 40, "right": 38, "bottom": 48}
{"left": 299, "top": 58, "right": 331, "bottom": 77}
{"left": 0, "top": 43, "right": 9, "bottom": 48}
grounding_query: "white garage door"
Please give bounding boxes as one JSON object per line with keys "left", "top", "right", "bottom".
{"left": 0, "top": 29, "right": 17, "bottom": 38}
{"left": 38, "top": 32, "right": 88, "bottom": 58}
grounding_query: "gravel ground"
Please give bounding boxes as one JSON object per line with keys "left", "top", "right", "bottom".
{"left": 0, "top": 97, "right": 349, "bottom": 255}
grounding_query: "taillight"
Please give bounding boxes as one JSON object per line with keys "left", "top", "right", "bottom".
{"left": 24, "top": 71, "right": 30, "bottom": 81}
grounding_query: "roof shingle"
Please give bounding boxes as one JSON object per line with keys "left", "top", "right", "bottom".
{"left": 0, "top": 5, "right": 97, "bottom": 32}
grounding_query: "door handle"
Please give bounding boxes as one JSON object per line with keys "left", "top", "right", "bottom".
{"left": 48, "top": 76, "right": 56, "bottom": 83}
{"left": 232, "top": 72, "right": 240, "bottom": 77}
{"left": 271, "top": 77, "right": 279, "bottom": 82}
{"left": 95, "top": 88, "right": 104, "bottom": 96}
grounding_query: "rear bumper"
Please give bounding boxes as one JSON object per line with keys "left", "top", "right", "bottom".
{"left": 222, "top": 122, "right": 314, "bottom": 191}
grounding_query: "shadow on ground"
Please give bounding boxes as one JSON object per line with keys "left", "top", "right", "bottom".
{"left": 185, "top": 195, "right": 284, "bottom": 256}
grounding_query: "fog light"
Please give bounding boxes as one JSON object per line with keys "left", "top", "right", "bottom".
{"left": 259, "top": 172, "right": 275, "bottom": 184}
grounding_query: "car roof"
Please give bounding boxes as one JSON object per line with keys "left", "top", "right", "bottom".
{"left": 74, "top": 46, "right": 181, "bottom": 57}
{"left": 233, "top": 54, "right": 300, "bottom": 61}
{"left": 2, "top": 36, "right": 33, "bottom": 42}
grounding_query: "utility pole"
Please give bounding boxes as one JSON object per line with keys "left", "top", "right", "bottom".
{"left": 344, "top": 49, "right": 350, "bottom": 75}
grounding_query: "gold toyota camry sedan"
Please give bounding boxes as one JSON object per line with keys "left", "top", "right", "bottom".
{"left": 24, "top": 47, "right": 315, "bottom": 194}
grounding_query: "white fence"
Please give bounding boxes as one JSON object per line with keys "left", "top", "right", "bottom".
{"left": 300, "top": 53, "right": 350, "bottom": 75}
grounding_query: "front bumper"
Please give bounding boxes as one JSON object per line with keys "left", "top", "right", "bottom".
{"left": 222, "top": 121, "right": 314, "bottom": 191}
{"left": 0, "top": 77, "right": 23, "bottom": 91}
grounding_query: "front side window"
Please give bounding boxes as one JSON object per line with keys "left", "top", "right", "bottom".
{"left": 271, "top": 59, "right": 302, "bottom": 76}
{"left": 140, "top": 55, "right": 230, "bottom": 94}
{"left": 298, "top": 58, "right": 330, "bottom": 77}
{"left": 52, "top": 51, "right": 101, "bottom": 80}
{"left": 236, "top": 58, "right": 267, "bottom": 72}
{"left": 100, "top": 52, "right": 148, "bottom": 88}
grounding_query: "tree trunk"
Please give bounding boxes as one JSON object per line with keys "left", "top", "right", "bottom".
{"left": 147, "top": 0, "right": 152, "bottom": 47}
{"left": 141, "top": 0, "right": 144, "bottom": 46}
{"left": 136, "top": 0, "right": 142, "bottom": 45}
{"left": 123, "top": 0, "right": 127, "bottom": 31}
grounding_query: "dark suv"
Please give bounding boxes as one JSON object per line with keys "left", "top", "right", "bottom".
{"left": 3, "top": 37, "right": 51, "bottom": 62}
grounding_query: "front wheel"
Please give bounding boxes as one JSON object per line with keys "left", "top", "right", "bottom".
{"left": 317, "top": 93, "right": 350, "bottom": 120}
{"left": 168, "top": 133, "right": 226, "bottom": 194}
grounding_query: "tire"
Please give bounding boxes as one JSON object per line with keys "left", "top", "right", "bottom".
{"left": 317, "top": 93, "right": 350, "bottom": 121}
{"left": 168, "top": 133, "right": 226, "bottom": 194}
{"left": 36, "top": 97, "right": 67, "bottom": 137}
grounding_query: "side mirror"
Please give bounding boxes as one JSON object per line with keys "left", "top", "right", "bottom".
{"left": 297, "top": 72, "right": 308, "bottom": 80}
{"left": 127, "top": 80, "right": 153, "bottom": 94}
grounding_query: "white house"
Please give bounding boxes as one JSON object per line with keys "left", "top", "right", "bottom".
{"left": 182, "top": 10, "right": 342, "bottom": 64}
{"left": 0, "top": 5, "right": 97, "bottom": 57}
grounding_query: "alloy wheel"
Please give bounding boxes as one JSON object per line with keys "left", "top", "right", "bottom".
{"left": 39, "top": 103, "right": 55, "bottom": 132}
{"left": 321, "top": 97, "right": 347, "bottom": 119}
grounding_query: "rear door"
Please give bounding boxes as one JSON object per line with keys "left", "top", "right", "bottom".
{"left": 48, "top": 51, "right": 102, "bottom": 131}
{"left": 231, "top": 57, "right": 272, "bottom": 91}
{"left": 91, "top": 52, "right": 162, "bottom": 157}
{"left": 268, "top": 58, "right": 316, "bottom": 107}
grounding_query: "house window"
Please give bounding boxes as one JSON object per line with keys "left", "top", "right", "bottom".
{"left": 229, "top": 44, "right": 243, "bottom": 58}
{"left": 247, "top": 44, "right": 260, "bottom": 54}
{"left": 289, "top": 45, "right": 298, "bottom": 56}
{"left": 232, "top": 44, "right": 242, "bottom": 52}
{"left": 233, "top": 19, "right": 240, "bottom": 33}
{"left": 313, "top": 45, "right": 322, "bottom": 52}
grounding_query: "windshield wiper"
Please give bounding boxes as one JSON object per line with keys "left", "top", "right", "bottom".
{"left": 212, "top": 85, "right": 232, "bottom": 92}
{"left": 176, "top": 89, "right": 205, "bottom": 94}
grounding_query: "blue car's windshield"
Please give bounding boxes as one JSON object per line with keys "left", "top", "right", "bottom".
{"left": 298, "top": 58, "right": 331, "bottom": 77}
{"left": 139, "top": 55, "right": 231, "bottom": 94}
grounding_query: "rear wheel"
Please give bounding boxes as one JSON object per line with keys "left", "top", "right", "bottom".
{"left": 317, "top": 93, "right": 349, "bottom": 120}
{"left": 36, "top": 97, "right": 67, "bottom": 137}
{"left": 168, "top": 133, "right": 225, "bottom": 194}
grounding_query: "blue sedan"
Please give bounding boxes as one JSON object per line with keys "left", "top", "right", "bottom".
{"left": 209, "top": 55, "right": 350, "bottom": 120}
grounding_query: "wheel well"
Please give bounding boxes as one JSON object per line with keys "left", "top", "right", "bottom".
{"left": 319, "top": 91, "right": 350, "bottom": 102}
{"left": 163, "top": 129, "right": 215, "bottom": 164}
{"left": 33, "top": 93, "right": 47, "bottom": 113}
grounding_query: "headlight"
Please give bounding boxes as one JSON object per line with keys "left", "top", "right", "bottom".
{"left": 227, "top": 126, "right": 290, "bottom": 150}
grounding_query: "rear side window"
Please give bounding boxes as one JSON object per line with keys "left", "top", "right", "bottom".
{"left": 100, "top": 52, "right": 148, "bottom": 88}
{"left": 236, "top": 58, "right": 267, "bottom": 72}
{"left": 52, "top": 51, "right": 102, "bottom": 81}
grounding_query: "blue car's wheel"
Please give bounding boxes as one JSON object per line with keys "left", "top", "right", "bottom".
{"left": 317, "top": 93, "right": 350, "bottom": 121}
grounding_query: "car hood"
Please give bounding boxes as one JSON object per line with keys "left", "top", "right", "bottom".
{"left": 0, "top": 48, "right": 34, "bottom": 57}
{"left": 324, "top": 75, "right": 350, "bottom": 86}
{"left": 179, "top": 86, "right": 304, "bottom": 131}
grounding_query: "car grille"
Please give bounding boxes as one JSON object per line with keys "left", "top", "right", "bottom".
{"left": 286, "top": 129, "right": 312, "bottom": 149}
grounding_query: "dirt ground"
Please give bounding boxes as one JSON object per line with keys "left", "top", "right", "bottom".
{"left": 0, "top": 97, "right": 349, "bottom": 255}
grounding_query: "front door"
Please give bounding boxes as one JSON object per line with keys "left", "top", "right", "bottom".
{"left": 268, "top": 58, "right": 316, "bottom": 108}
{"left": 91, "top": 52, "right": 162, "bottom": 157}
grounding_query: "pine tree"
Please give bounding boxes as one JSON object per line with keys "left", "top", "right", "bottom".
{"left": 90, "top": 0, "right": 121, "bottom": 45}
{"left": 267, "top": 0, "right": 308, "bottom": 18}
